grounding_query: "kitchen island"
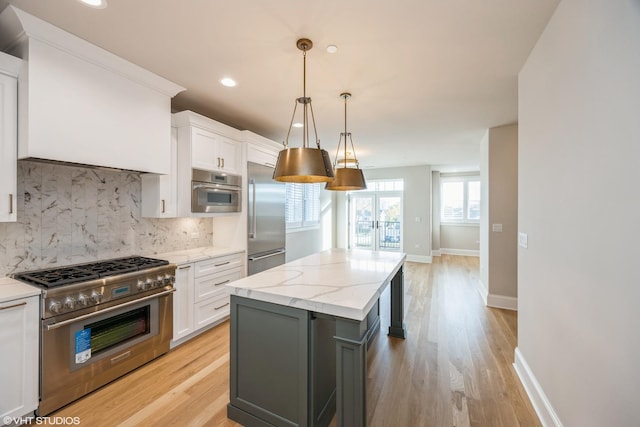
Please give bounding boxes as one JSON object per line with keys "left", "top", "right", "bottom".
{"left": 226, "top": 248, "right": 406, "bottom": 427}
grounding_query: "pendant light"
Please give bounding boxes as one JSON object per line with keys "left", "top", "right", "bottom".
{"left": 273, "top": 38, "right": 335, "bottom": 183}
{"left": 325, "top": 93, "right": 367, "bottom": 191}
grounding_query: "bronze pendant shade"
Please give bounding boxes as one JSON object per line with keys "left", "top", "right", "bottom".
{"left": 273, "top": 38, "right": 335, "bottom": 183}
{"left": 325, "top": 92, "right": 367, "bottom": 191}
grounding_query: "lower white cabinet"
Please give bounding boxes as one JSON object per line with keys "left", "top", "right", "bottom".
{"left": 0, "top": 295, "right": 39, "bottom": 422}
{"left": 171, "top": 252, "right": 243, "bottom": 346}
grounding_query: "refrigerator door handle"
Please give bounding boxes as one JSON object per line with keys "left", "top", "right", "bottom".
{"left": 248, "top": 249, "right": 286, "bottom": 262}
{"left": 249, "top": 179, "right": 257, "bottom": 238}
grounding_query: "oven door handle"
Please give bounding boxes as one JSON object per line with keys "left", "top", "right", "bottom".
{"left": 193, "top": 183, "right": 239, "bottom": 192}
{"left": 45, "top": 288, "right": 176, "bottom": 331}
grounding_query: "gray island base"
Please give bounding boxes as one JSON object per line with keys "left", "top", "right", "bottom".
{"left": 225, "top": 249, "right": 406, "bottom": 427}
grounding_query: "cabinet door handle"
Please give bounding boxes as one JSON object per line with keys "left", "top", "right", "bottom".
{"left": 9, "top": 193, "right": 13, "bottom": 214}
{"left": 222, "top": 158, "right": 225, "bottom": 168}
{"left": 217, "top": 157, "right": 221, "bottom": 168}
{"left": 214, "top": 279, "right": 231, "bottom": 287}
{"left": 161, "top": 199, "right": 166, "bottom": 214}
{"left": 179, "top": 265, "right": 192, "bottom": 270}
{"left": 214, "top": 261, "right": 230, "bottom": 267}
{"left": 214, "top": 302, "right": 230, "bottom": 311}
{"left": 0, "top": 301, "right": 27, "bottom": 310}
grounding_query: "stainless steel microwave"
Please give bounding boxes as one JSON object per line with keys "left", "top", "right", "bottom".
{"left": 191, "top": 169, "right": 242, "bottom": 213}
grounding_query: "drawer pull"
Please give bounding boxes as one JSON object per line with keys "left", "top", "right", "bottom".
{"left": 179, "top": 265, "right": 192, "bottom": 270}
{"left": 214, "top": 261, "right": 230, "bottom": 267}
{"left": 214, "top": 279, "right": 231, "bottom": 287}
{"left": 214, "top": 302, "right": 230, "bottom": 311}
{"left": 0, "top": 301, "right": 27, "bottom": 310}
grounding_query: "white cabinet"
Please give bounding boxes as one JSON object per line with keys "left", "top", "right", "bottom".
{"left": 0, "top": 6, "right": 184, "bottom": 174}
{"left": 191, "top": 127, "right": 241, "bottom": 175}
{"left": 171, "top": 252, "right": 244, "bottom": 346}
{"left": 173, "top": 263, "right": 194, "bottom": 342}
{"left": 0, "top": 295, "right": 39, "bottom": 422}
{"left": 0, "top": 52, "right": 20, "bottom": 223}
{"left": 172, "top": 110, "right": 245, "bottom": 218}
{"left": 244, "top": 130, "right": 282, "bottom": 167}
{"left": 141, "top": 128, "right": 178, "bottom": 218}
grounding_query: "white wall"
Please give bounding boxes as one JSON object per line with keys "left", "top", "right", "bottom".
{"left": 517, "top": 1, "right": 640, "bottom": 426}
{"left": 479, "top": 124, "right": 518, "bottom": 310}
{"left": 286, "top": 187, "right": 332, "bottom": 262}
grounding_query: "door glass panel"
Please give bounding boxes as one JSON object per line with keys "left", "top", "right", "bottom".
{"left": 378, "top": 196, "right": 401, "bottom": 251}
{"left": 350, "top": 196, "right": 374, "bottom": 250}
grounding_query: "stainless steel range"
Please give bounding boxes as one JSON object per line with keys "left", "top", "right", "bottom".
{"left": 13, "top": 256, "right": 176, "bottom": 415}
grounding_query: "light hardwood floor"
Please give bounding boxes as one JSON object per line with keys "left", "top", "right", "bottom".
{"left": 54, "top": 255, "right": 540, "bottom": 426}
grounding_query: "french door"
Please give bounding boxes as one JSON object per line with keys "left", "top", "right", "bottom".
{"left": 349, "top": 192, "right": 402, "bottom": 252}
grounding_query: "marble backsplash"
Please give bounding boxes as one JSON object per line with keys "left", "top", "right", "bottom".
{"left": 0, "top": 161, "right": 213, "bottom": 276}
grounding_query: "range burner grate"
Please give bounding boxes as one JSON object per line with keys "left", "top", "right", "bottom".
{"left": 13, "top": 256, "right": 169, "bottom": 288}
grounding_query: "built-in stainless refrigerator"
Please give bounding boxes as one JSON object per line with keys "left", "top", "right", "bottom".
{"left": 247, "top": 161, "right": 286, "bottom": 275}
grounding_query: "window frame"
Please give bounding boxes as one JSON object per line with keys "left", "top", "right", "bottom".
{"left": 440, "top": 175, "right": 481, "bottom": 225}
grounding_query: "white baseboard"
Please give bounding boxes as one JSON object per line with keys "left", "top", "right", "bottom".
{"left": 406, "top": 254, "right": 432, "bottom": 263}
{"left": 440, "top": 248, "right": 479, "bottom": 257}
{"left": 487, "top": 294, "right": 517, "bottom": 311}
{"left": 513, "top": 348, "right": 564, "bottom": 427}
{"left": 476, "top": 279, "right": 488, "bottom": 305}
{"left": 431, "top": 249, "right": 441, "bottom": 257}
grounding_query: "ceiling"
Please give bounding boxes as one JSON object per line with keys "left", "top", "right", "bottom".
{"left": 0, "top": 0, "right": 560, "bottom": 171}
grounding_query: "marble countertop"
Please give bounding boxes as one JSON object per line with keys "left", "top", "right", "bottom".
{"left": 226, "top": 248, "right": 406, "bottom": 321}
{"left": 150, "top": 246, "right": 245, "bottom": 265}
{"left": 0, "top": 276, "right": 41, "bottom": 304}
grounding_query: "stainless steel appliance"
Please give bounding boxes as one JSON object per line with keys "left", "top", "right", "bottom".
{"left": 248, "top": 161, "right": 286, "bottom": 275}
{"left": 12, "top": 256, "right": 176, "bottom": 415}
{"left": 192, "top": 168, "right": 242, "bottom": 213}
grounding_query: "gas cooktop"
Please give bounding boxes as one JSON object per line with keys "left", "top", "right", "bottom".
{"left": 13, "top": 256, "right": 169, "bottom": 288}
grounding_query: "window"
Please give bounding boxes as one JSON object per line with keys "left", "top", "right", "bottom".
{"left": 285, "top": 183, "right": 321, "bottom": 230}
{"left": 441, "top": 176, "right": 480, "bottom": 223}
{"left": 352, "top": 179, "right": 404, "bottom": 193}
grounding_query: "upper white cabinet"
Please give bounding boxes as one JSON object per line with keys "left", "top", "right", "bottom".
{"left": 141, "top": 128, "right": 178, "bottom": 218}
{"left": 243, "top": 130, "right": 282, "bottom": 167}
{"left": 0, "top": 52, "right": 20, "bottom": 223}
{"left": 173, "top": 111, "right": 242, "bottom": 177}
{"left": 0, "top": 6, "right": 184, "bottom": 174}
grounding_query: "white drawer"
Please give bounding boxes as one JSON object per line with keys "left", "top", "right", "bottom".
{"left": 195, "top": 253, "right": 243, "bottom": 277}
{"left": 194, "top": 267, "right": 241, "bottom": 301}
{"left": 194, "top": 293, "right": 230, "bottom": 329}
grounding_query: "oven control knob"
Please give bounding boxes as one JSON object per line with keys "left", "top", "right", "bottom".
{"left": 165, "top": 274, "right": 174, "bottom": 285}
{"left": 91, "top": 291, "right": 103, "bottom": 303}
{"left": 64, "top": 296, "right": 76, "bottom": 310}
{"left": 49, "top": 300, "right": 62, "bottom": 314}
{"left": 78, "top": 294, "right": 89, "bottom": 306}
{"left": 157, "top": 275, "right": 165, "bottom": 286}
{"left": 137, "top": 279, "right": 146, "bottom": 290}
{"left": 145, "top": 278, "right": 154, "bottom": 289}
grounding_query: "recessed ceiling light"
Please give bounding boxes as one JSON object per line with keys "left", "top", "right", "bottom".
{"left": 220, "top": 77, "right": 237, "bottom": 87}
{"left": 77, "top": 0, "right": 107, "bottom": 9}
{"left": 292, "top": 123, "right": 304, "bottom": 128}
{"left": 326, "top": 45, "right": 338, "bottom": 54}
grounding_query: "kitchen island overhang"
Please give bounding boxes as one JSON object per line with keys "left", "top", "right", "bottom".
{"left": 226, "top": 248, "right": 406, "bottom": 427}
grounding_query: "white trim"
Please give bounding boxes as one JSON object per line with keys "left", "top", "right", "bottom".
{"left": 440, "top": 248, "right": 479, "bottom": 257}
{"left": 406, "top": 254, "right": 432, "bottom": 264}
{"left": 476, "top": 279, "right": 488, "bottom": 305}
{"left": 0, "top": 6, "right": 184, "bottom": 97}
{"left": 513, "top": 348, "right": 564, "bottom": 427}
{"left": 486, "top": 294, "right": 517, "bottom": 311}
{"left": 431, "top": 250, "right": 441, "bottom": 257}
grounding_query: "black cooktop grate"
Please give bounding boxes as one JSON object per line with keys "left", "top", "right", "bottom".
{"left": 13, "top": 256, "right": 169, "bottom": 288}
